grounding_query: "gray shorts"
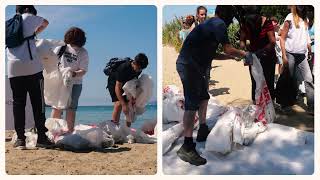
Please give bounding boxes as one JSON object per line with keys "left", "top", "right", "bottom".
{"left": 68, "top": 84, "right": 82, "bottom": 111}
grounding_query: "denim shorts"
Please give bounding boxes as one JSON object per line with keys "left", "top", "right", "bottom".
{"left": 68, "top": 84, "right": 82, "bottom": 111}
{"left": 176, "top": 60, "right": 210, "bottom": 111}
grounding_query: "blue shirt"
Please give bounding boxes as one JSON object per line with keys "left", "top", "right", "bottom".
{"left": 178, "top": 17, "right": 230, "bottom": 68}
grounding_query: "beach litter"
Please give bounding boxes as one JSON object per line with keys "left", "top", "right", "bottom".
{"left": 162, "top": 54, "right": 313, "bottom": 174}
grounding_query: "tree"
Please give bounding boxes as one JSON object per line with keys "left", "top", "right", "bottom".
{"left": 260, "top": 6, "right": 290, "bottom": 23}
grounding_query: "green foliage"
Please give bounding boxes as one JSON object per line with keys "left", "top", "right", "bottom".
{"left": 163, "top": 17, "right": 240, "bottom": 53}
{"left": 162, "top": 17, "right": 183, "bottom": 52}
{"left": 260, "top": 6, "right": 290, "bottom": 23}
{"left": 162, "top": 6, "right": 291, "bottom": 53}
{"left": 217, "top": 23, "right": 240, "bottom": 53}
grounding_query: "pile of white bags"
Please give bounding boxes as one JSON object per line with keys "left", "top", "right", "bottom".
{"left": 97, "top": 120, "right": 157, "bottom": 144}
{"left": 45, "top": 118, "right": 114, "bottom": 150}
{"left": 36, "top": 39, "right": 73, "bottom": 109}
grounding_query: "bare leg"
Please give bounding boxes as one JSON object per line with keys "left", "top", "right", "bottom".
{"left": 66, "top": 110, "right": 76, "bottom": 132}
{"left": 51, "top": 108, "right": 62, "bottom": 119}
{"left": 183, "top": 110, "right": 197, "bottom": 137}
{"left": 198, "top": 100, "right": 208, "bottom": 125}
{"left": 112, "top": 101, "right": 122, "bottom": 124}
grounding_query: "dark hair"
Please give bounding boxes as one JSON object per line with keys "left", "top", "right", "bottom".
{"left": 196, "top": 6, "right": 207, "bottom": 15}
{"left": 64, "top": 27, "right": 86, "bottom": 47}
{"left": 296, "top": 5, "right": 308, "bottom": 20}
{"left": 244, "top": 14, "right": 262, "bottom": 38}
{"left": 16, "top": 5, "right": 37, "bottom": 15}
{"left": 215, "top": 5, "right": 236, "bottom": 26}
{"left": 134, "top": 53, "right": 148, "bottom": 69}
{"left": 185, "top": 15, "right": 195, "bottom": 27}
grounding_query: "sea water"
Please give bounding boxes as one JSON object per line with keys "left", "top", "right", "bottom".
{"left": 45, "top": 105, "right": 157, "bottom": 129}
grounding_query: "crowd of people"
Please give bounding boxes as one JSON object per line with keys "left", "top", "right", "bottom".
{"left": 175, "top": 5, "right": 314, "bottom": 166}
{"left": 6, "top": 5, "right": 149, "bottom": 150}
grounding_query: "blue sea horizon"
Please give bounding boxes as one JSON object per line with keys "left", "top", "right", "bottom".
{"left": 45, "top": 104, "right": 157, "bottom": 129}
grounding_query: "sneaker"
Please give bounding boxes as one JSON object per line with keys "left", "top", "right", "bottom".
{"left": 13, "top": 139, "right": 26, "bottom": 150}
{"left": 36, "top": 137, "right": 55, "bottom": 148}
{"left": 196, "top": 124, "right": 210, "bottom": 142}
{"left": 177, "top": 143, "right": 207, "bottom": 166}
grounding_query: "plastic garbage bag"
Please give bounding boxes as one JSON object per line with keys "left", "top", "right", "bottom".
{"left": 122, "top": 78, "right": 138, "bottom": 99}
{"left": 163, "top": 85, "right": 182, "bottom": 99}
{"left": 98, "top": 120, "right": 127, "bottom": 143}
{"left": 122, "top": 74, "right": 153, "bottom": 121}
{"left": 251, "top": 54, "right": 276, "bottom": 124}
{"left": 45, "top": 118, "right": 68, "bottom": 142}
{"left": 205, "top": 108, "right": 239, "bottom": 154}
{"left": 43, "top": 67, "right": 73, "bottom": 109}
{"left": 11, "top": 128, "right": 38, "bottom": 149}
{"left": 163, "top": 95, "right": 185, "bottom": 123}
{"left": 140, "top": 120, "right": 157, "bottom": 135}
{"left": 56, "top": 125, "right": 114, "bottom": 150}
{"left": 162, "top": 123, "right": 184, "bottom": 155}
{"left": 36, "top": 39, "right": 65, "bottom": 74}
{"left": 135, "top": 74, "right": 153, "bottom": 109}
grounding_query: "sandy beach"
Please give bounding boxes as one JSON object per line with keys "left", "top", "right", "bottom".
{"left": 163, "top": 45, "right": 314, "bottom": 132}
{"left": 5, "top": 131, "right": 156, "bottom": 175}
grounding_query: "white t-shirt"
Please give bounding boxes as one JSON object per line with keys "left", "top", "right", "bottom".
{"left": 54, "top": 44, "right": 89, "bottom": 84}
{"left": 284, "top": 13, "right": 310, "bottom": 54}
{"left": 6, "top": 13, "right": 44, "bottom": 78}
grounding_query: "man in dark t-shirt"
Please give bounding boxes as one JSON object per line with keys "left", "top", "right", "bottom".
{"left": 107, "top": 53, "right": 148, "bottom": 127}
{"left": 176, "top": 5, "right": 252, "bottom": 166}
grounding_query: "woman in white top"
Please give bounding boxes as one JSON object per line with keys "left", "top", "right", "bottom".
{"left": 280, "top": 5, "right": 313, "bottom": 113}
{"left": 51, "top": 27, "right": 89, "bottom": 133}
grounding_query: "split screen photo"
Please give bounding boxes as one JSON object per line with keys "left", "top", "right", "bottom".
{"left": 3, "top": 4, "right": 315, "bottom": 175}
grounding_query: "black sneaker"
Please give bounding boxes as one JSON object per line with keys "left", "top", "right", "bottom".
{"left": 177, "top": 143, "right": 207, "bottom": 166}
{"left": 36, "top": 137, "right": 55, "bottom": 148}
{"left": 13, "top": 139, "right": 26, "bottom": 150}
{"left": 196, "top": 124, "right": 210, "bottom": 142}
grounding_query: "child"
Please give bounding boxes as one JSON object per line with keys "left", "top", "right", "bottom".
{"left": 51, "top": 27, "right": 89, "bottom": 133}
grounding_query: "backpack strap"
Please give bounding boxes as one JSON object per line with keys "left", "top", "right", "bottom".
{"left": 57, "top": 45, "right": 67, "bottom": 68}
{"left": 58, "top": 45, "right": 67, "bottom": 59}
{"left": 25, "top": 33, "right": 36, "bottom": 60}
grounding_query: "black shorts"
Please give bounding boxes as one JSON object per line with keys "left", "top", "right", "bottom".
{"left": 107, "top": 77, "right": 128, "bottom": 103}
{"left": 176, "top": 61, "right": 210, "bottom": 111}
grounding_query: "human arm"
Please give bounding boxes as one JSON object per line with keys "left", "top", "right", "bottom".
{"left": 35, "top": 18, "right": 48, "bottom": 35}
{"left": 223, "top": 43, "right": 247, "bottom": 58}
{"left": 280, "top": 21, "right": 289, "bottom": 65}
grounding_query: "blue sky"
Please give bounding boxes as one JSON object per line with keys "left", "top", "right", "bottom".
{"left": 163, "top": 5, "right": 216, "bottom": 24}
{"left": 6, "top": 5, "right": 157, "bottom": 106}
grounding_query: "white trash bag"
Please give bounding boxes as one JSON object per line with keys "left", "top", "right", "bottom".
{"left": 43, "top": 67, "right": 73, "bottom": 109}
{"left": 163, "top": 85, "right": 182, "bottom": 99}
{"left": 162, "top": 123, "right": 184, "bottom": 155}
{"left": 205, "top": 108, "right": 240, "bottom": 154}
{"left": 36, "top": 39, "right": 65, "bottom": 73}
{"left": 135, "top": 74, "right": 153, "bottom": 110}
{"left": 45, "top": 118, "right": 68, "bottom": 142}
{"left": 163, "top": 95, "right": 185, "bottom": 124}
{"left": 251, "top": 54, "right": 276, "bottom": 124}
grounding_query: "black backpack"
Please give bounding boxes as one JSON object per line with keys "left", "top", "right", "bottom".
{"left": 6, "top": 14, "right": 36, "bottom": 60}
{"left": 103, "top": 57, "right": 131, "bottom": 76}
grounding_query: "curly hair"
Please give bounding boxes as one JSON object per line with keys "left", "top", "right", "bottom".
{"left": 185, "top": 15, "right": 195, "bottom": 27}
{"left": 64, "top": 27, "right": 86, "bottom": 47}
